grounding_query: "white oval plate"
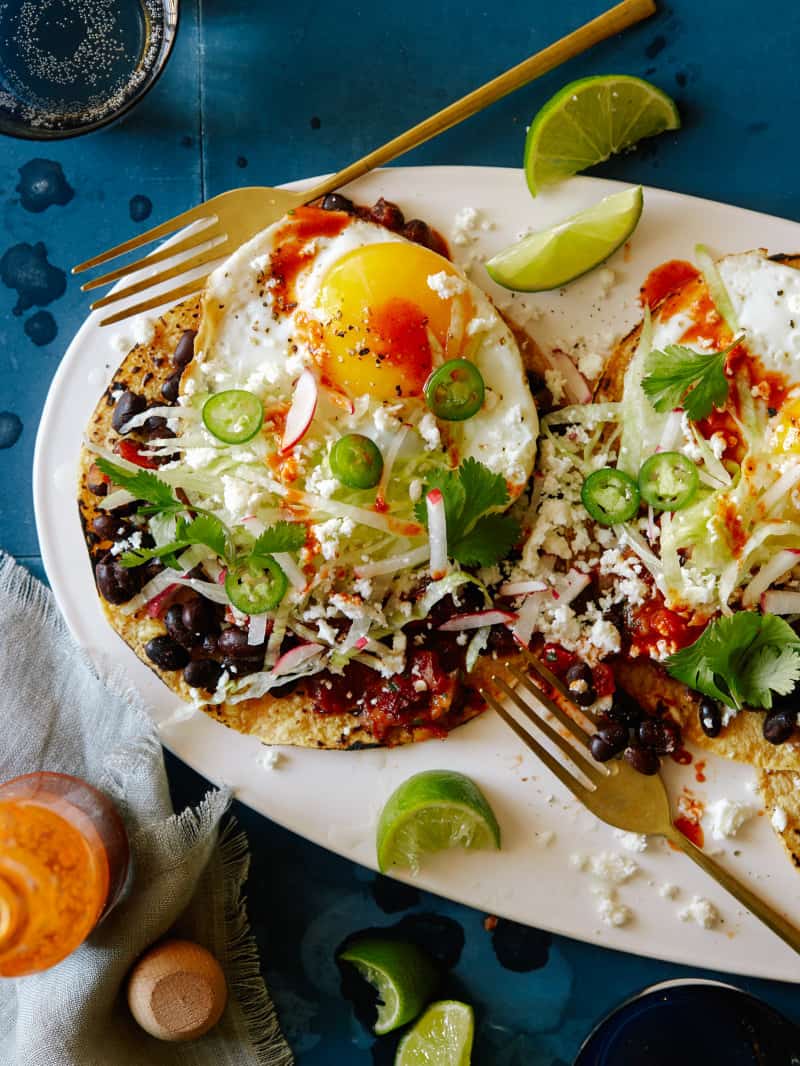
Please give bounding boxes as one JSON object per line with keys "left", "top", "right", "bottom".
{"left": 34, "top": 167, "right": 800, "bottom": 982}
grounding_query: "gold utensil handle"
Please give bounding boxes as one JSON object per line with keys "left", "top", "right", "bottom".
{"left": 304, "top": 0, "right": 657, "bottom": 202}
{"left": 667, "top": 828, "right": 800, "bottom": 954}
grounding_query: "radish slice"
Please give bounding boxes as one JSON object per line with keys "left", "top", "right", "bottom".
{"left": 248, "top": 613, "right": 269, "bottom": 646}
{"left": 341, "top": 617, "right": 371, "bottom": 653}
{"left": 742, "top": 549, "right": 800, "bottom": 607}
{"left": 498, "top": 579, "right": 547, "bottom": 597}
{"left": 426, "top": 489, "right": 448, "bottom": 580}
{"left": 543, "top": 349, "right": 592, "bottom": 404}
{"left": 271, "top": 642, "right": 325, "bottom": 677}
{"left": 119, "top": 569, "right": 178, "bottom": 616}
{"left": 273, "top": 551, "right": 306, "bottom": 590}
{"left": 281, "top": 370, "right": 318, "bottom": 452}
{"left": 761, "top": 463, "right": 800, "bottom": 515}
{"left": 762, "top": 589, "right": 800, "bottom": 615}
{"left": 439, "top": 609, "right": 517, "bottom": 631}
{"left": 145, "top": 582, "right": 179, "bottom": 618}
{"left": 354, "top": 545, "right": 430, "bottom": 578}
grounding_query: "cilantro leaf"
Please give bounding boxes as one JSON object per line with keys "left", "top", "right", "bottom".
{"left": 176, "top": 514, "right": 229, "bottom": 559}
{"left": 456, "top": 457, "right": 510, "bottom": 536}
{"left": 666, "top": 612, "right": 800, "bottom": 710}
{"left": 95, "top": 457, "right": 178, "bottom": 510}
{"left": 450, "top": 514, "right": 521, "bottom": 568}
{"left": 121, "top": 514, "right": 230, "bottom": 569}
{"left": 641, "top": 339, "right": 739, "bottom": 421}
{"left": 250, "top": 521, "right": 306, "bottom": 558}
{"left": 414, "top": 458, "right": 516, "bottom": 567}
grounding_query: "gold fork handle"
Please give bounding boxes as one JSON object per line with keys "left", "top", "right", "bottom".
{"left": 302, "top": 0, "right": 656, "bottom": 203}
{"left": 666, "top": 828, "right": 800, "bottom": 954}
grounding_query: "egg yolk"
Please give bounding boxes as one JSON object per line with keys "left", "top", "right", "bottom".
{"left": 772, "top": 392, "right": 800, "bottom": 453}
{"left": 315, "top": 242, "right": 471, "bottom": 401}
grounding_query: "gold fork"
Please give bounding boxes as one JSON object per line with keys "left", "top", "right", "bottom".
{"left": 73, "top": 0, "right": 656, "bottom": 326}
{"left": 481, "top": 647, "right": 800, "bottom": 954}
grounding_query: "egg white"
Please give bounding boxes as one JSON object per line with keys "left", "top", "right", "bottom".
{"left": 187, "top": 213, "right": 538, "bottom": 497}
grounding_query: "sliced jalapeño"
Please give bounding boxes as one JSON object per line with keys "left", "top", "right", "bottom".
{"left": 638, "top": 452, "right": 699, "bottom": 511}
{"left": 581, "top": 468, "right": 640, "bottom": 525}
{"left": 424, "top": 359, "right": 485, "bottom": 421}
{"left": 203, "top": 389, "right": 264, "bottom": 445}
{"left": 225, "top": 557, "right": 287, "bottom": 614}
{"left": 330, "top": 433, "right": 384, "bottom": 490}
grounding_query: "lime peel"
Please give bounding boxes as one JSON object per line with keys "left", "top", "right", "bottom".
{"left": 338, "top": 936, "right": 439, "bottom": 1035}
{"left": 376, "top": 769, "right": 501, "bottom": 874}
{"left": 486, "top": 185, "right": 643, "bottom": 293}
{"left": 524, "top": 74, "right": 680, "bottom": 196}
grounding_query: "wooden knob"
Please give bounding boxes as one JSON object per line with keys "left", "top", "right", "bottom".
{"left": 127, "top": 938, "right": 227, "bottom": 1041}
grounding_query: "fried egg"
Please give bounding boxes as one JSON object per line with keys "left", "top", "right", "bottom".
{"left": 187, "top": 206, "right": 537, "bottom": 501}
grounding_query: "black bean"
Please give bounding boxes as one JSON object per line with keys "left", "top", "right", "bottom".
{"left": 565, "top": 661, "right": 596, "bottom": 706}
{"left": 763, "top": 708, "right": 797, "bottom": 745}
{"left": 638, "top": 717, "right": 681, "bottom": 755}
{"left": 321, "top": 192, "right": 355, "bottom": 213}
{"left": 91, "top": 515, "right": 130, "bottom": 541}
{"left": 201, "top": 632, "right": 219, "bottom": 656}
{"left": 161, "top": 370, "right": 182, "bottom": 404}
{"left": 145, "top": 635, "right": 190, "bottom": 671}
{"left": 222, "top": 655, "right": 264, "bottom": 677}
{"left": 183, "top": 658, "right": 222, "bottom": 691}
{"left": 607, "top": 690, "right": 643, "bottom": 727}
{"left": 590, "top": 734, "right": 618, "bottom": 762}
{"left": 217, "top": 626, "right": 261, "bottom": 658}
{"left": 111, "top": 390, "right": 147, "bottom": 434}
{"left": 182, "top": 597, "right": 218, "bottom": 637}
{"left": 95, "top": 554, "right": 142, "bottom": 604}
{"left": 141, "top": 559, "right": 165, "bottom": 584}
{"left": 87, "top": 463, "right": 109, "bottom": 496}
{"left": 370, "top": 197, "right": 405, "bottom": 231}
{"left": 624, "top": 745, "right": 661, "bottom": 775}
{"left": 173, "top": 329, "right": 196, "bottom": 369}
{"left": 699, "top": 697, "right": 722, "bottom": 738}
{"left": 164, "top": 604, "right": 196, "bottom": 648}
{"left": 595, "top": 716, "right": 628, "bottom": 755}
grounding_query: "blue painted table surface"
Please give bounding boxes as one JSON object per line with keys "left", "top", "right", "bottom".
{"left": 2, "top": 1, "right": 800, "bottom": 1060}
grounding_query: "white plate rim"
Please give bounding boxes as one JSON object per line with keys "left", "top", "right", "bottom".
{"left": 33, "top": 165, "right": 800, "bottom": 982}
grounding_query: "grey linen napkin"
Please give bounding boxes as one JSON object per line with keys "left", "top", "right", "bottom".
{"left": 0, "top": 554, "right": 294, "bottom": 1066}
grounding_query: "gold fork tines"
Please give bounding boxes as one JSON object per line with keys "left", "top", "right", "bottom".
{"left": 483, "top": 647, "right": 800, "bottom": 955}
{"left": 72, "top": 0, "right": 657, "bottom": 325}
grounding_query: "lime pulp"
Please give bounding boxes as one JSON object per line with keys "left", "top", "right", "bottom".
{"left": 485, "top": 184, "right": 643, "bottom": 293}
{"left": 524, "top": 74, "right": 680, "bottom": 195}
{"left": 395, "top": 1000, "right": 475, "bottom": 1066}
{"left": 376, "top": 770, "right": 501, "bottom": 874}
{"left": 338, "top": 936, "right": 439, "bottom": 1035}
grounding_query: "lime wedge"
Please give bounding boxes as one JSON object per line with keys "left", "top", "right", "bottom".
{"left": 376, "top": 769, "right": 501, "bottom": 874}
{"left": 338, "top": 936, "right": 439, "bottom": 1035}
{"left": 395, "top": 1000, "right": 475, "bottom": 1066}
{"left": 524, "top": 74, "right": 680, "bottom": 195}
{"left": 485, "top": 184, "right": 643, "bottom": 292}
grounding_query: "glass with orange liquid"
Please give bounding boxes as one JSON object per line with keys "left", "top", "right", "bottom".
{"left": 0, "top": 772, "right": 130, "bottom": 977}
